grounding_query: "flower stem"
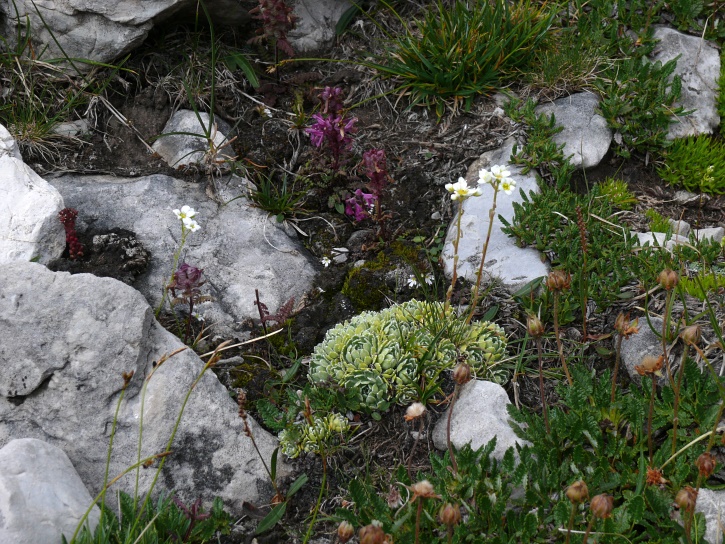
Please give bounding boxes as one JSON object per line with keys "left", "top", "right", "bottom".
{"left": 672, "top": 344, "right": 689, "bottom": 456}
{"left": 447, "top": 384, "right": 460, "bottom": 475}
{"left": 445, "top": 207, "right": 464, "bottom": 314}
{"left": 408, "top": 416, "right": 425, "bottom": 481}
{"left": 553, "top": 292, "right": 573, "bottom": 386}
{"left": 535, "top": 337, "right": 550, "bottom": 433}
{"left": 611, "top": 334, "right": 623, "bottom": 403}
{"left": 467, "top": 186, "right": 499, "bottom": 324}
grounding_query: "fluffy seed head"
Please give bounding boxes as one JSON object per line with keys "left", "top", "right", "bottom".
{"left": 681, "top": 324, "right": 701, "bottom": 346}
{"left": 635, "top": 355, "right": 664, "bottom": 376}
{"left": 527, "top": 314, "right": 545, "bottom": 338}
{"left": 404, "top": 402, "right": 427, "bottom": 421}
{"left": 410, "top": 480, "right": 439, "bottom": 500}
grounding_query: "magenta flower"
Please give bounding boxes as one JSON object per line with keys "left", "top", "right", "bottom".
{"left": 345, "top": 189, "right": 377, "bottom": 222}
{"left": 320, "top": 86, "right": 344, "bottom": 115}
{"left": 305, "top": 113, "right": 357, "bottom": 170}
{"left": 363, "top": 148, "right": 388, "bottom": 196}
{"left": 169, "top": 262, "right": 205, "bottom": 299}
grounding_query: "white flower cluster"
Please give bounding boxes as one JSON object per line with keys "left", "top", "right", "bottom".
{"left": 445, "top": 164, "right": 517, "bottom": 201}
{"left": 173, "top": 205, "right": 201, "bottom": 232}
{"left": 407, "top": 273, "right": 434, "bottom": 288}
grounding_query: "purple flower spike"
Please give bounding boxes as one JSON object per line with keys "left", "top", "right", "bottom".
{"left": 345, "top": 190, "right": 377, "bottom": 222}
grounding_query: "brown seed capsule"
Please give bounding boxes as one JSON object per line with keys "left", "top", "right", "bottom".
{"left": 452, "top": 363, "right": 472, "bottom": 385}
{"left": 527, "top": 314, "right": 545, "bottom": 338}
{"left": 590, "top": 494, "right": 614, "bottom": 519}
{"left": 337, "top": 521, "right": 355, "bottom": 543}
{"left": 681, "top": 325, "right": 701, "bottom": 346}
{"left": 566, "top": 480, "right": 589, "bottom": 504}
{"left": 696, "top": 452, "right": 717, "bottom": 479}
{"left": 546, "top": 269, "right": 572, "bottom": 292}
{"left": 439, "top": 503, "right": 462, "bottom": 526}
{"left": 658, "top": 269, "right": 679, "bottom": 291}
{"left": 675, "top": 486, "right": 698, "bottom": 513}
{"left": 358, "top": 523, "right": 386, "bottom": 544}
{"left": 635, "top": 355, "right": 664, "bottom": 376}
{"left": 614, "top": 313, "right": 639, "bottom": 338}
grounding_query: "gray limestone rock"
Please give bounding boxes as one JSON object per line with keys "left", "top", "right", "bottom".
{"left": 535, "top": 92, "right": 612, "bottom": 169}
{"left": 442, "top": 137, "right": 549, "bottom": 292}
{"left": 0, "top": 262, "right": 283, "bottom": 515}
{"left": 0, "top": 124, "right": 21, "bottom": 160}
{"left": 696, "top": 488, "right": 725, "bottom": 544}
{"left": 289, "top": 0, "right": 353, "bottom": 53}
{"left": 618, "top": 316, "right": 671, "bottom": 385}
{"left": 693, "top": 227, "right": 725, "bottom": 244}
{"left": 152, "top": 110, "right": 233, "bottom": 168}
{"left": 432, "top": 380, "right": 527, "bottom": 460}
{"left": 0, "top": 438, "right": 100, "bottom": 544}
{"left": 667, "top": 218, "right": 691, "bottom": 237}
{"left": 0, "top": 154, "right": 66, "bottom": 265}
{"left": 651, "top": 27, "right": 721, "bottom": 139}
{"left": 47, "top": 173, "right": 317, "bottom": 338}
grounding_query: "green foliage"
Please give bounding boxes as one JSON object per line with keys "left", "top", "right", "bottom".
{"left": 719, "top": 52, "right": 725, "bottom": 127}
{"left": 68, "top": 492, "right": 230, "bottom": 544}
{"left": 645, "top": 209, "right": 672, "bottom": 234}
{"left": 596, "top": 55, "right": 688, "bottom": 158}
{"left": 334, "top": 361, "right": 719, "bottom": 542}
{"left": 501, "top": 184, "right": 666, "bottom": 310}
{"left": 370, "top": 0, "right": 554, "bottom": 117}
{"left": 504, "top": 97, "right": 576, "bottom": 189}
{"left": 658, "top": 136, "right": 725, "bottom": 195}
{"left": 598, "top": 178, "right": 638, "bottom": 210}
{"left": 309, "top": 300, "right": 508, "bottom": 412}
{"left": 248, "top": 170, "right": 308, "bottom": 221}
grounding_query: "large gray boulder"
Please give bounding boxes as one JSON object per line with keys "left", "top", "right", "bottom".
{"left": 535, "top": 92, "right": 612, "bottom": 169}
{"left": 289, "top": 0, "right": 353, "bottom": 53}
{"left": 432, "top": 380, "right": 527, "bottom": 460}
{"left": 47, "top": 173, "right": 317, "bottom": 338}
{"left": 0, "top": 262, "right": 283, "bottom": 515}
{"left": 442, "top": 137, "right": 549, "bottom": 292}
{"left": 0, "top": 0, "right": 247, "bottom": 70}
{"left": 696, "top": 488, "right": 725, "bottom": 544}
{"left": 0, "top": 438, "right": 100, "bottom": 544}
{"left": 152, "top": 110, "right": 233, "bottom": 169}
{"left": 0, "top": 152, "right": 66, "bottom": 265}
{"left": 651, "top": 27, "right": 721, "bottom": 139}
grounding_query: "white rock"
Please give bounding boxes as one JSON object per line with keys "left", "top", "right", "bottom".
{"left": 289, "top": 0, "right": 352, "bottom": 53}
{"left": 618, "top": 316, "right": 670, "bottom": 386}
{"left": 634, "top": 231, "right": 688, "bottom": 248}
{"left": 651, "top": 27, "right": 721, "bottom": 139}
{"left": 693, "top": 227, "right": 725, "bottom": 244}
{"left": 0, "top": 124, "right": 21, "bottom": 160}
{"left": 152, "top": 110, "right": 233, "bottom": 168}
{"left": 667, "top": 218, "right": 690, "bottom": 237}
{"left": 0, "top": 262, "right": 284, "bottom": 515}
{"left": 442, "top": 137, "right": 549, "bottom": 292}
{"left": 535, "top": 92, "right": 612, "bottom": 169}
{"left": 696, "top": 488, "right": 725, "bottom": 544}
{"left": 432, "top": 380, "right": 527, "bottom": 460}
{"left": 0, "top": 438, "right": 100, "bottom": 544}
{"left": 674, "top": 190, "right": 710, "bottom": 205}
{"left": 0, "top": 155, "right": 66, "bottom": 264}
{"left": 48, "top": 173, "right": 316, "bottom": 338}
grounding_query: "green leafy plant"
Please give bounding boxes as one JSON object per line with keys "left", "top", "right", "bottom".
{"left": 596, "top": 56, "right": 688, "bottom": 158}
{"left": 248, "top": 170, "right": 308, "bottom": 221}
{"left": 645, "top": 208, "right": 672, "bottom": 234}
{"left": 369, "top": 0, "right": 554, "bottom": 117}
{"left": 658, "top": 135, "right": 725, "bottom": 195}
{"left": 598, "top": 178, "right": 638, "bottom": 210}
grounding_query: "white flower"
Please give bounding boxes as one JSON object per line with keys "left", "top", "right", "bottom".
{"left": 192, "top": 312, "right": 205, "bottom": 322}
{"left": 491, "top": 164, "right": 512, "bottom": 181}
{"left": 445, "top": 178, "right": 482, "bottom": 201}
{"left": 184, "top": 219, "right": 201, "bottom": 232}
{"left": 407, "top": 275, "right": 419, "bottom": 288}
{"left": 321, "top": 256, "right": 332, "bottom": 267}
{"left": 173, "top": 205, "right": 197, "bottom": 221}
{"left": 478, "top": 168, "right": 493, "bottom": 186}
{"left": 500, "top": 178, "right": 516, "bottom": 195}
{"left": 423, "top": 273, "right": 434, "bottom": 285}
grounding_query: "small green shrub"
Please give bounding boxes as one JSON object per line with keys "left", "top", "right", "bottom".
{"left": 596, "top": 56, "right": 688, "bottom": 158}
{"left": 248, "top": 170, "right": 308, "bottom": 221}
{"left": 658, "top": 136, "right": 725, "bottom": 195}
{"left": 370, "top": 0, "right": 554, "bottom": 117}
{"left": 598, "top": 178, "right": 638, "bottom": 210}
{"left": 645, "top": 209, "right": 672, "bottom": 234}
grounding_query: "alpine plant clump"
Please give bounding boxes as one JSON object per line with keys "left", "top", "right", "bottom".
{"left": 308, "top": 299, "right": 507, "bottom": 412}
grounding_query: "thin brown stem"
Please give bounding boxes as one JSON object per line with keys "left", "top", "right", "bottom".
{"left": 407, "top": 416, "right": 425, "bottom": 480}
{"left": 611, "top": 335, "right": 623, "bottom": 404}
{"left": 447, "top": 385, "right": 460, "bottom": 474}
{"left": 415, "top": 501, "right": 423, "bottom": 544}
{"left": 581, "top": 517, "right": 595, "bottom": 544}
{"left": 648, "top": 374, "right": 656, "bottom": 465}
{"left": 553, "top": 292, "right": 573, "bottom": 386}
{"left": 672, "top": 345, "right": 689, "bottom": 456}
{"left": 662, "top": 292, "right": 675, "bottom": 387}
{"left": 565, "top": 503, "right": 576, "bottom": 544}
{"left": 535, "top": 337, "right": 550, "bottom": 433}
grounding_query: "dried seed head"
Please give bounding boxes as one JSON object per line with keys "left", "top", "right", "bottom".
{"left": 696, "top": 452, "right": 717, "bottom": 479}
{"left": 646, "top": 466, "right": 667, "bottom": 487}
{"left": 404, "top": 402, "right": 427, "bottom": 421}
{"left": 681, "top": 324, "right": 701, "bottom": 346}
{"left": 439, "top": 503, "right": 462, "bottom": 526}
{"left": 675, "top": 486, "right": 698, "bottom": 512}
{"left": 614, "top": 313, "right": 639, "bottom": 338}
{"left": 452, "top": 363, "right": 472, "bottom": 385}
{"left": 337, "top": 521, "right": 355, "bottom": 543}
{"left": 358, "top": 523, "right": 386, "bottom": 544}
{"left": 386, "top": 485, "right": 403, "bottom": 509}
{"left": 635, "top": 355, "right": 664, "bottom": 376}
{"left": 527, "top": 314, "right": 545, "bottom": 338}
{"left": 546, "top": 269, "right": 571, "bottom": 292}
{"left": 410, "top": 480, "right": 439, "bottom": 500}
{"left": 590, "top": 494, "right": 614, "bottom": 519}
{"left": 658, "top": 269, "right": 679, "bottom": 291}
{"left": 565, "top": 480, "right": 589, "bottom": 504}
{"left": 122, "top": 370, "right": 134, "bottom": 389}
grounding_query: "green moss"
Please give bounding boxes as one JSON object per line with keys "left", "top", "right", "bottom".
{"left": 341, "top": 252, "right": 393, "bottom": 311}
